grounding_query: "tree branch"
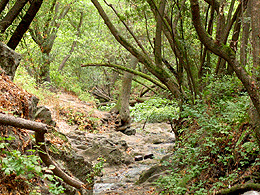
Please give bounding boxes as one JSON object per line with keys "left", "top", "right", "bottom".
{"left": 58, "top": 11, "right": 84, "bottom": 71}
{"left": 81, "top": 63, "right": 168, "bottom": 91}
{"left": 91, "top": 0, "right": 181, "bottom": 98}
{"left": 154, "top": 0, "right": 166, "bottom": 67}
{"left": 0, "top": 0, "right": 9, "bottom": 14}
{"left": 0, "top": 113, "right": 48, "bottom": 133}
{"left": 190, "top": 0, "right": 260, "bottom": 146}
{"left": 104, "top": 0, "right": 150, "bottom": 57}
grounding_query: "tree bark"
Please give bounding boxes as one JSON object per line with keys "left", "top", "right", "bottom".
{"left": 0, "top": 0, "right": 9, "bottom": 14}
{"left": 240, "top": 0, "right": 251, "bottom": 67}
{"left": 154, "top": 0, "right": 165, "bottom": 68}
{"left": 7, "top": 0, "right": 43, "bottom": 50}
{"left": 29, "top": 1, "right": 71, "bottom": 83}
{"left": 251, "top": 0, "right": 260, "bottom": 81}
{"left": 114, "top": 56, "right": 138, "bottom": 131}
{"left": 91, "top": 0, "right": 181, "bottom": 99}
{"left": 81, "top": 63, "right": 168, "bottom": 91}
{"left": 0, "top": 0, "right": 28, "bottom": 33}
{"left": 0, "top": 113, "right": 48, "bottom": 133}
{"left": 190, "top": 0, "right": 260, "bottom": 147}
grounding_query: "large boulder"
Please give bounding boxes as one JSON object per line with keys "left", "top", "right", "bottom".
{"left": 0, "top": 42, "right": 21, "bottom": 80}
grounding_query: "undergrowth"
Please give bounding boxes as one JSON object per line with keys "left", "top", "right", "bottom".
{"left": 59, "top": 106, "right": 100, "bottom": 132}
{"left": 0, "top": 136, "right": 65, "bottom": 195}
{"left": 155, "top": 75, "right": 260, "bottom": 194}
{"left": 14, "top": 66, "right": 96, "bottom": 104}
{"left": 130, "top": 97, "right": 179, "bottom": 123}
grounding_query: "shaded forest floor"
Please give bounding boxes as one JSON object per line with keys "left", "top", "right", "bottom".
{"left": 47, "top": 91, "right": 168, "bottom": 194}
{"left": 2, "top": 72, "right": 260, "bottom": 194}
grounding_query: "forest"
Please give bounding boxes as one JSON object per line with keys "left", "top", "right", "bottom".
{"left": 0, "top": 0, "right": 260, "bottom": 194}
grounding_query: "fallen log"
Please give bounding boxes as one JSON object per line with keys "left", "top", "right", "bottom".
{"left": 0, "top": 113, "right": 88, "bottom": 190}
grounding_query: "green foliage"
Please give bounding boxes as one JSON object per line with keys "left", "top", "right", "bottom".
{"left": 155, "top": 80, "right": 258, "bottom": 194}
{"left": 202, "top": 74, "right": 244, "bottom": 102}
{"left": 130, "top": 97, "right": 179, "bottom": 122}
{"left": 59, "top": 106, "right": 99, "bottom": 132}
{"left": 50, "top": 71, "right": 97, "bottom": 103}
{"left": 86, "top": 157, "right": 105, "bottom": 183}
{"left": 0, "top": 136, "right": 65, "bottom": 194}
{"left": 14, "top": 66, "right": 57, "bottom": 105}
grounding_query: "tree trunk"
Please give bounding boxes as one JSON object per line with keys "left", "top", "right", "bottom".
{"left": 113, "top": 56, "right": 138, "bottom": 131}
{"left": 251, "top": 0, "right": 260, "bottom": 81}
{"left": 190, "top": 0, "right": 260, "bottom": 147}
{"left": 7, "top": 0, "right": 43, "bottom": 50}
{"left": 0, "top": 113, "right": 91, "bottom": 191}
{"left": 0, "top": 0, "right": 28, "bottom": 33}
{"left": 0, "top": 0, "right": 9, "bottom": 13}
{"left": 91, "top": 0, "right": 182, "bottom": 99}
{"left": 29, "top": 1, "right": 71, "bottom": 83}
{"left": 240, "top": 0, "right": 251, "bottom": 67}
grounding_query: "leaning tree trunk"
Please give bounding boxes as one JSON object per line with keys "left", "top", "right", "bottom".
{"left": 113, "top": 56, "right": 138, "bottom": 131}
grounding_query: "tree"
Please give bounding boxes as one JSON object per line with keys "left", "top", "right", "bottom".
{"left": 0, "top": 0, "right": 43, "bottom": 50}
{"left": 0, "top": 0, "right": 43, "bottom": 77}
{"left": 28, "top": 0, "right": 72, "bottom": 83}
{"left": 91, "top": 0, "right": 183, "bottom": 100}
{"left": 190, "top": 0, "right": 260, "bottom": 146}
{"left": 112, "top": 55, "right": 138, "bottom": 131}
{"left": 251, "top": 0, "right": 260, "bottom": 81}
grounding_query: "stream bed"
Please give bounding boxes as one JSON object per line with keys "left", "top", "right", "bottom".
{"left": 65, "top": 122, "right": 175, "bottom": 194}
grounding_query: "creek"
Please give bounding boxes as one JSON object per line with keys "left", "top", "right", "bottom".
{"left": 65, "top": 122, "right": 175, "bottom": 194}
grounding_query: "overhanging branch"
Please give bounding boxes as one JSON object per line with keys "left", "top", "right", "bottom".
{"left": 81, "top": 63, "right": 168, "bottom": 91}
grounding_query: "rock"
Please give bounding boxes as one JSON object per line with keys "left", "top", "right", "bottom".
{"left": 50, "top": 150, "right": 93, "bottom": 183}
{"left": 122, "top": 156, "right": 134, "bottom": 165}
{"left": 242, "top": 191, "right": 260, "bottom": 195}
{"left": 28, "top": 96, "right": 39, "bottom": 119}
{"left": 123, "top": 128, "right": 136, "bottom": 136}
{"left": 135, "top": 155, "right": 143, "bottom": 161}
{"left": 137, "top": 164, "right": 171, "bottom": 184}
{"left": 34, "top": 106, "right": 56, "bottom": 126}
{"left": 0, "top": 42, "right": 21, "bottom": 80}
{"left": 116, "top": 140, "right": 128, "bottom": 151}
{"left": 144, "top": 153, "right": 154, "bottom": 160}
{"left": 79, "top": 137, "right": 126, "bottom": 165}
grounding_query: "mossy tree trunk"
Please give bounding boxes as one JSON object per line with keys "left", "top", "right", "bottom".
{"left": 113, "top": 56, "right": 138, "bottom": 131}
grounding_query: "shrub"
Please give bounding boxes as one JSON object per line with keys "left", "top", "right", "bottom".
{"left": 0, "top": 136, "right": 65, "bottom": 194}
{"left": 130, "top": 97, "right": 179, "bottom": 122}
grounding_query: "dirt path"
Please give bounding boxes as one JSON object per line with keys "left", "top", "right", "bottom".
{"left": 47, "top": 92, "right": 174, "bottom": 194}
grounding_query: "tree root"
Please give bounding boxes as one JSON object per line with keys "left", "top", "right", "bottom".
{"left": 0, "top": 113, "right": 90, "bottom": 190}
{"left": 215, "top": 183, "right": 260, "bottom": 195}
